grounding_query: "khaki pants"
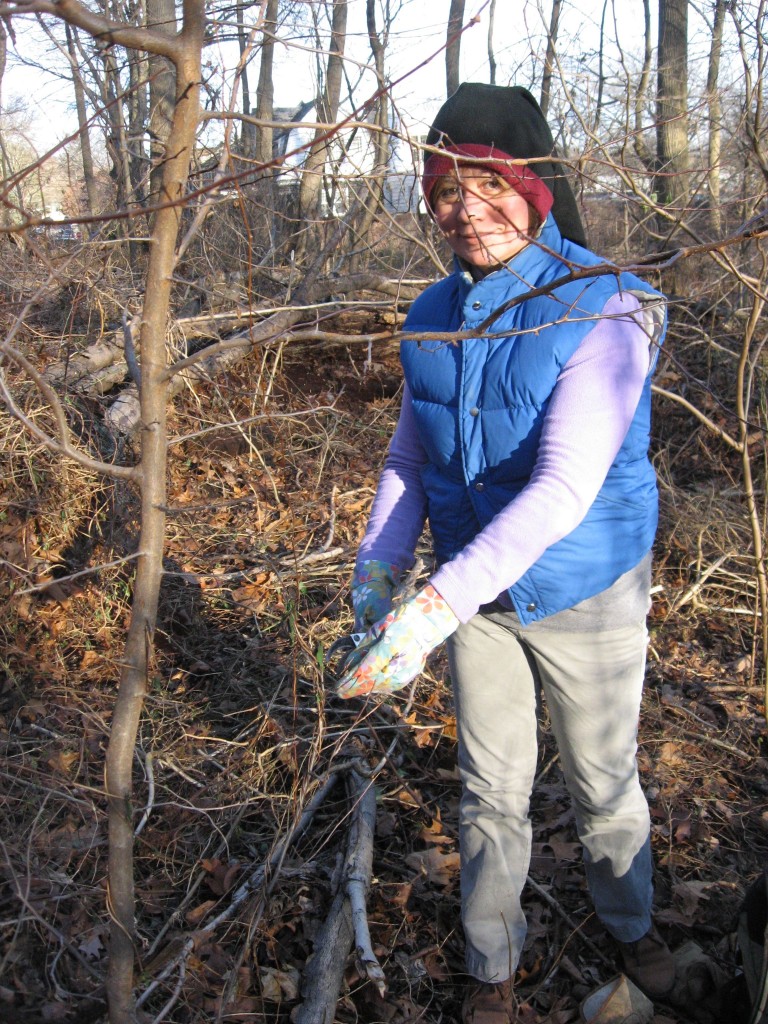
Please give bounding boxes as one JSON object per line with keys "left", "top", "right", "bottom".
{"left": 447, "top": 608, "right": 653, "bottom": 983}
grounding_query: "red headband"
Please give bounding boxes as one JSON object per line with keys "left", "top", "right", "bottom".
{"left": 422, "top": 143, "right": 554, "bottom": 223}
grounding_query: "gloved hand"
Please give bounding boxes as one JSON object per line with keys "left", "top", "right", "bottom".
{"left": 336, "top": 584, "right": 459, "bottom": 698}
{"left": 350, "top": 559, "right": 401, "bottom": 631}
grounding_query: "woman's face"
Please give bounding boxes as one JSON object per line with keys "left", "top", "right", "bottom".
{"left": 431, "top": 168, "right": 532, "bottom": 269}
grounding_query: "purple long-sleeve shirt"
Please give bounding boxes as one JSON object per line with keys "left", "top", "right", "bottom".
{"left": 357, "top": 292, "right": 654, "bottom": 624}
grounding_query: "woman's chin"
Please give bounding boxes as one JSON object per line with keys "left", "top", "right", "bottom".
{"left": 456, "top": 241, "right": 527, "bottom": 268}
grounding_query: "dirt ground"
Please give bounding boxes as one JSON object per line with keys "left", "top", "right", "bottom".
{"left": 1, "top": 306, "right": 767, "bottom": 1023}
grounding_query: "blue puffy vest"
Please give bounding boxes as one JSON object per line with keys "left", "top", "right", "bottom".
{"left": 401, "top": 217, "right": 667, "bottom": 624}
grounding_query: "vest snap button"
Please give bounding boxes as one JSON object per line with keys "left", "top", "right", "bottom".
{"left": 475, "top": 482, "right": 484, "bottom": 492}
{"left": 469, "top": 407, "right": 479, "bottom": 417}
{"left": 526, "top": 603, "right": 536, "bottom": 612}
{"left": 472, "top": 301, "right": 481, "bottom": 310}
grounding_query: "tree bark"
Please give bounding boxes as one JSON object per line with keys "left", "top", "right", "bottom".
{"left": 656, "top": 0, "right": 690, "bottom": 237}
{"left": 445, "top": 0, "right": 465, "bottom": 98}
{"left": 706, "top": 0, "right": 726, "bottom": 236}
{"left": 0, "top": 18, "right": 5, "bottom": 97}
{"left": 0, "top": 19, "right": 12, "bottom": 233}
{"left": 254, "top": 0, "right": 279, "bottom": 167}
{"left": 102, "top": 46, "right": 135, "bottom": 210}
{"left": 348, "top": 0, "right": 391, "bottom": 270}
{"left": 293, "top": 888, "right": 353, "bottom": 1024}
{"left": 295, "top": 0, "right": 347, "bottom": 261}
{"left": 124, "top": 0, "right": 149, "bottom": 212}
{"left": 540, "top": 0, "right": 562, "bottom": 118}
{"left": 65, "top": 24, "right": 99, "bottom": 213}
{"left": 593, "top": 0, "right": 608, "bottom": 132}
{"left": 633, "top": 0, "right": 654, "bottom": 172}
{"left": 147, "top": 0, "right": 178, "bottom": 202}
{"left": 487, "top": 0, "right": 497, "bottom": 84}
{"left": 293, "top": 769, "right": 380, "bottom": 1023}
{"left": 237, "top": 0, "right": 256, "bottom": 159}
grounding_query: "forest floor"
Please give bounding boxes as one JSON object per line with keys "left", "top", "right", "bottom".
{"left": 1, "top": 301, "right": 767, "bottom": 1024}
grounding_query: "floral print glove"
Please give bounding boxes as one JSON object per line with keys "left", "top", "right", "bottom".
{"left": 350, "top": 559, "right": 401, "bottom": 631}
{"left": 336, "top": 584, "right": 459, "bottom": 699}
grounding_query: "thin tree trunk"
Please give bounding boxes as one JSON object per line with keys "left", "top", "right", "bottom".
{"left": 633, "top": 0, "right": 654, "bottom": 171}
{"left": 61, "top": 15, "right": 136, "bottom": 224}
{"left": 594, "top": 0, "right": 608, "bottom": 132}
{"left": 147, "top": 0, "right": 177, "bottom": 202}
{"left": 487, "top": 0, "right": 497, "bottom": 84}
{"left": 65, "top": 24, "right": 99, "bottom": 213}
{"left": 295, "top": 0, "right": 347, "bottom": 261}
{"left": 540, "top": 0, "right": 562, "bottom": 118}
{"left": 238, "top": 0, "right": 256, "bottom": 158}
{"left": 254, "top": 0, "right": 279, "bottom": 167}
{"left": 445, "top": 0, "right": 465, "bottom": 97}
{"left": 0, "top": 19, "right": 15, "bottom": 233}
{"left": 735, "top": 290, "right": 768, "bottom": 717}
{"left": 111, "top": 0, "right": 149, "bottom": 213}
{"left": 729, "top": 1, "right": 768, "bottom": 187}
{"left": 706, "top": 0, "right": 725, "bottom": 236}
{"left": 656, "top": 0, "right": 690, "bottom": 237}
{"left": 0, "top": 18, "right": 5, "bottom": 98}
{"left": 102, "top": 1, "right": 204, "bottom": 1018}
{"left": 126, "top": 8, "right": 149, "bottom": 209}
{"left": 349, "top": 0, "right": 390, "bottom": 269}
{"left": 103, "top": 48, "right": 134, "bottom": 209}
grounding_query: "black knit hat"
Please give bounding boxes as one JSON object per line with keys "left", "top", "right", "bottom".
{"left": 425, "top": 83, "right": 586, "bottom": 247}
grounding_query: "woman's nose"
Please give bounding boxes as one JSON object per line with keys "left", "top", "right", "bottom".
{"left": 458, "top": 190, "right": 484, "bottom": 219}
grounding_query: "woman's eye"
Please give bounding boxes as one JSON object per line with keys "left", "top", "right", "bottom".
{"left": 479, "top": 177, "right": 505, "bottom": 194}
{"left": 436, "top": 186, "right": 460, "bottom": 202}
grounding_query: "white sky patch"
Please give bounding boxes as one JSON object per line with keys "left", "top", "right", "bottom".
{"left": 0, "top": 0, "right": 721, "bottom": 155}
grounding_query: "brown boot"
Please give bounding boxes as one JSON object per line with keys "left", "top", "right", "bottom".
{"left": 617, "top": 923, "right": 675, "bottom": 1000}
{"left": 462, "top": 978, "right": 517, "bottom": 1023}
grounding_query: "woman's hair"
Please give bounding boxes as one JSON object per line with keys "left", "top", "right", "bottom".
{"left": 526, "top": 203, "right": 542, "bottom": 235}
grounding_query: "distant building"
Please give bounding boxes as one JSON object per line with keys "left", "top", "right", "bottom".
{"left": 191, "top": 101, "right": 426, "bottom": 215}
{"left": 270, "top": 101, "right": 424, "bottom": 215}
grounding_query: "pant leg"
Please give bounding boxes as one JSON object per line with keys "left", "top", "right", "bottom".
{"left": 447, "top": 612, "right": 540, "bottom": 982}
{"left": 521, "top": 623, "right": 653, "bottom": 942}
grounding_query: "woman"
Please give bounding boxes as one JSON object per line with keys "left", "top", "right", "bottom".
{"left": 337, "top": 83, "right": 674, "bottom": 1023}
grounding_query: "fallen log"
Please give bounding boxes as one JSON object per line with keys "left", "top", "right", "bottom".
{"left": 39, "top": 264, "right": 419, "bottom": 428}
{"left": 42, "top": 337, "right": 126, "bottom": 394}
{"left": 104, "top": 302, "right": 311, "bottom": 435}
{"left": 103, "top": 244, "right": 417, "bottom": 434}
{"left": 293, "top": 768, "right": 383, "bottom": 1024}
{"left": 292, "top": 885, "right": 354, "bottom": 1024}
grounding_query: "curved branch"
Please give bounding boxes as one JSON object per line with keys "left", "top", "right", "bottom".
{"left": 476, "top": 224, "right": 768, "bottom": 333}
{"left": 1, "top": 0, "right": 182, "bottom": 58}
{"left": 651, "top": 384, "right": 742, "bottom": 451}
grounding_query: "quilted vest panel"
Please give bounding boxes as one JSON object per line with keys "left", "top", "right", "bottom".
{"left": 401, "top": 218, "right": 666, "bottom": 623}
